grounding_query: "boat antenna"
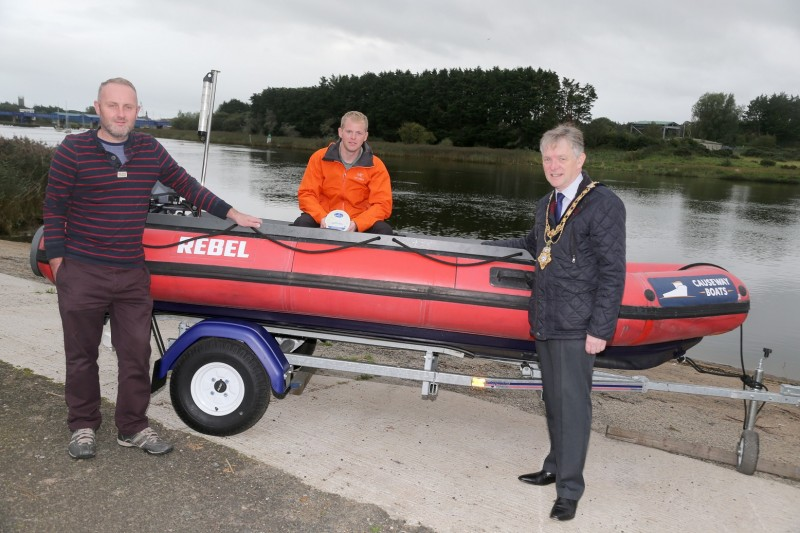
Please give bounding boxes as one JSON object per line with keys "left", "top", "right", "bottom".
{"left": 197, "top": 69, "right": 220, "bottom": 186}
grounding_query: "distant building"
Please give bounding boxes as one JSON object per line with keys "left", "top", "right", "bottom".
{"left": 0, "top": 110, "right": 169, "bottom": 129}
{"left": 629, "top": 121, "right": 684, "bottom": 139}
{"left": 693, "top": 139, "right": 724, "bottom": 151}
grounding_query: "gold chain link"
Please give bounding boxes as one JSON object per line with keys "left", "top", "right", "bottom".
{"left": 544, "top": 181, "right": 597, "bottom": 245}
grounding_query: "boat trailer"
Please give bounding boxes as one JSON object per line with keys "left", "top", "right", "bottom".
{"left": 148, "top": 314, "right": 799, "bottom": 477}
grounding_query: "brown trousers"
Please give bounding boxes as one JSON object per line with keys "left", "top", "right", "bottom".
{"left": 55, "top": 259, "right": 153, "bottom": 435}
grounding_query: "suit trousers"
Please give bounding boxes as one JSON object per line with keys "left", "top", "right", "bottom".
{"left": 55, "top": 259, "right": 153, "bottom": 435}
{"left": 536, "top": 338, "right": 596, "bottom": 500}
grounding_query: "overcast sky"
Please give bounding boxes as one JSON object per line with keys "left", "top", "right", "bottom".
{"left": 2, "top": 1, "right": 797, "bottom": 125}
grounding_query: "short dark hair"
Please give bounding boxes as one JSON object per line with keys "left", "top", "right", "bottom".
{"left": 98, "top": 78, "right": 138, "bottom": 100}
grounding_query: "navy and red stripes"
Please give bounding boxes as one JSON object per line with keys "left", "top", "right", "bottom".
{"left": 43, "top": 129, "right": 231, "bottom": 268}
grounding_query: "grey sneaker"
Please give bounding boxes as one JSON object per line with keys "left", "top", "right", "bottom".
{"left": 68, "top": 428, "right": 96, "bottom": 459}
{"left": 117, "top": 427, "right": 173, "bottom": 455}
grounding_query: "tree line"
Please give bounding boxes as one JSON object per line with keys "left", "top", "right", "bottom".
{"left": 4, "top": 66, "right": 798, "bottom": 149}
{"left": 691, "top": 92, "right": 800, "bottom": 147}
{"left": 175, "top": 67, "right": 597, "bottom": 149}
{"left": 180, "top": 68, "right": 800, "bottom": 150}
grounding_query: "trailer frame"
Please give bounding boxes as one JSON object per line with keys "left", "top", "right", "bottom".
{"left": 150, "top": 315, "right": 798, "bottom": 475}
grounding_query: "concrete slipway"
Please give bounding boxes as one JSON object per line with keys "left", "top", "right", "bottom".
{"left": 1, "top": 272, "right": 797, "bottom": 532}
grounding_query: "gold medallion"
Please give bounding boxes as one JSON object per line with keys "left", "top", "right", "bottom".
{"left": 538, "top": 181, "right": 597, "bottom": 271}
{"left": 537, "top": 245, "right": 552, "bottom": 269}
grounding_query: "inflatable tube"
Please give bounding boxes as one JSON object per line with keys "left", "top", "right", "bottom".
{"left": 31, "top": 213, "right": 749, "bottom": 370}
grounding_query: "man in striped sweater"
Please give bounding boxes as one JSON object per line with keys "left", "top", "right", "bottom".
{"left": 43, "top": 77, "right": 262, "bottom": 460}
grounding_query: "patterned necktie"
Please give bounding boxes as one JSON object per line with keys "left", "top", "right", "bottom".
{"left": 555, "top": 192, "right": 565, "bottom": 223}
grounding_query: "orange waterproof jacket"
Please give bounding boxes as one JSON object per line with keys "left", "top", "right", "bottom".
{"left": 297, "top": 141, "right": 392, "bottom": 231}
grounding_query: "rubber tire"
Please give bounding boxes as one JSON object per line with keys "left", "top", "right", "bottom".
{"left": 170, "top": 338, "right": 270, "bottom": 436}
{"left": 736, "top": 429, "right": 759, "bottom": 475}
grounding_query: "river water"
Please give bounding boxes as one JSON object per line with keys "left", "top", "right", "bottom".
{"left": 4, "top": 125, "right": 799, "bottom": 380}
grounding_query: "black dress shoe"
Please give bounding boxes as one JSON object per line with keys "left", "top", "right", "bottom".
{"left": 517, "top": 470, "right": 556, "bottom": 485}
{"left": 550, "top": 497, "right": 578, "bottom": 521}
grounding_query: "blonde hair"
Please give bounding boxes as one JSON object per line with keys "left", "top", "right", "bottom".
{"left": 340, "top": 111, "right": 368, "bottom": 131}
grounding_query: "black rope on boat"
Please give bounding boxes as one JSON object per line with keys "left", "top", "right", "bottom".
{"left": 679, "top": 355, "right": 745, "bottom": 379}
{"left": 678, "top": 326, "right": 761, "bottom": 387}
{"left": 141, "top": 220, "right": 524, "bottom": 263}
{"left": 737, "top": 325, "right": 768, "bottom": 423}
{"left": 142, "top": 224, "right": 382, "bottom": 253}
{"left": 678, "top": 262, "right": 728, "bottom": 271}
{"left": 679, "top": 324, "right": 768, "bottom": 425}
{"left": 252, "top": 227, "right": 382, "bottom": 254}
{"left": 391, "top": 237, "right": 524, "bottom": 266}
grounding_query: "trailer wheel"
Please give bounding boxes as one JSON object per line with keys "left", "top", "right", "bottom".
{"left": 736, "top": 429, "right": 759, "bottom": 475}
{"left": 170, "top": 338, "right": 270, "bottom": 436}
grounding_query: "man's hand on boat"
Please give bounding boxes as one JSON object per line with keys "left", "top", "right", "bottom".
{"left": 226, "top": 208, "right": 262, "bottom": 229}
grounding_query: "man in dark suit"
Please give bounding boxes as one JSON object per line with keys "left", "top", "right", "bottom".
{"left": 487, "top": 124, "right": 626, "bottom": 521}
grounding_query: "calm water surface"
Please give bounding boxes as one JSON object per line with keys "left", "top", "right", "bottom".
{"left": 4, "top": 125, "right": 799, "bottom": 380}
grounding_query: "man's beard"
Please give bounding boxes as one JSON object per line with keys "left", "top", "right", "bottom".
{"left": 100, "top": 119, "right": 132, "bottom": 141}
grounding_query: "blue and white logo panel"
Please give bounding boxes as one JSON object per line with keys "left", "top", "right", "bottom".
{"left": 649, "top": 275, "right": 739, "bottom": 307}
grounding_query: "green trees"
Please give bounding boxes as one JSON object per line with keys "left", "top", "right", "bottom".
{"left": 688, "top": 92, "right": 800, "bottom": 147}
{"left": 249, "top": 67, "right": 597, "bottom": 149}
{"left": 691, "top": 92, "right": 741, "bottom": 145}
{"left": 558, "top": 78, "right": 597, "bottom": 124}
{"left": 398, "top": 122, "right": 436, "bottom": 144}
{"left": 170, "top": 111, "right": 199, "bottom": 131}
{"left": 742, "top": 93, "right": 800, "bottom": 145}
{"left": 214, "top": 98, "right": 252, "bottom": 132}
{"left": 0, "top": 137, "right": 53, "bottom": 235}
{"left": 583, "top": 118, "right": 620, "bottom": 148}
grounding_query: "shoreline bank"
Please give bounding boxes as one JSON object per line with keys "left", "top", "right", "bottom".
{"left": 2, "top": 238, "right": 799, "bottom": 531}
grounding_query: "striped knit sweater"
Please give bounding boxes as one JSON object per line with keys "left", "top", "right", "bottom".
{"left": 43, "top": 129, "right": 232, "bottom": 268}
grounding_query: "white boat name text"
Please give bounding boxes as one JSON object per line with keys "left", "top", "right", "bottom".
{"left": 176, "top": 236, "right": 249, "bottom": 258}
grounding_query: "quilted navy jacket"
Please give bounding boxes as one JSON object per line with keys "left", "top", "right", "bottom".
{"left": 492, "top": 171, "right": 626, "bottom": 341}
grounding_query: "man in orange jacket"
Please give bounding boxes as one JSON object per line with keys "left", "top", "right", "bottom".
{"left": 292, "top": 111, "right": 393, "bottom": 234}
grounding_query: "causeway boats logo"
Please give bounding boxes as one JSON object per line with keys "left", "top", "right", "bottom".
{"left": 661, "top": 280, "right": 688, "bottom": 298}
{"left": 649, "top": 275, "right": 739, "bottom": 307}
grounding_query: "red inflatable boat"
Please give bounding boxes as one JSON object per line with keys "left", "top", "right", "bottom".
{"left": 31, "top": 212, "right": 750, "bottom": 370}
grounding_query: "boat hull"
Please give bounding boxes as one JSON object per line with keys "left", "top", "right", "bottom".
{"left": 30, "top": 213, "right": 750, "bottom": 370}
